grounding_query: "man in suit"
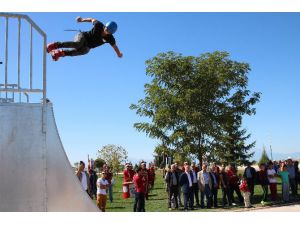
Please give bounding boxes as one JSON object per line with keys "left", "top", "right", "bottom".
{"left": 243, "top": 162, "right": 256, "bottom": 197}
{"left": 191, "top": 162, "right": 200, "bottom": 208}
{"left": 165, "top": 164, "right": 180, "bottom": 210}
{"left": 179, "top": 163, "right": 194, "bottom": 211}
{"left": 198, "top": 163, "right": 212, "bottom": 209}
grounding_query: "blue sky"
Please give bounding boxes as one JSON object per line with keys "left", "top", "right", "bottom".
{"left": 4, "top": 12, "right": 300, "bottom": 164}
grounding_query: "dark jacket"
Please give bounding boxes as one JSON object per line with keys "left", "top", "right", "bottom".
{"left": 179, "top": 172, "right": 192, "bottom": 194}
{"left": 243, "top": 166, "right": 257, "bottom": 181}
{"left": 88, "top": 170, "right": 98, "bottom": 195}
{"left": 257, "top": 170, "right": 269, "bottom": 185}
{"left": 210, "top": 172, "right": 220, "bottom": 189}
{"left": 165, "top": 171, "right": 179, "bottom": 189}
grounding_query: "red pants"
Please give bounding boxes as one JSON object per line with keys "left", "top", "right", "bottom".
{"left": 269, "top": 183, "right": 277, "bottom": 201}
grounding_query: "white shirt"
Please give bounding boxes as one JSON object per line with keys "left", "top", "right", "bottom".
{"left": 186, "top": 172, "right": 192, "bottom": 187}
{"left": 81, "top": 172, "right": 88, "bottom": 191}
{"left": 97, "top": 178, "right": 109, "bottom": 195}
{"left": 267, "top": 169, "right": 277, "bottom": 183}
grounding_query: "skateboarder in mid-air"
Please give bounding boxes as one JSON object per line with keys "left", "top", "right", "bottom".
{"left": 47, "top": 16, "right": 123, "bottom": 61}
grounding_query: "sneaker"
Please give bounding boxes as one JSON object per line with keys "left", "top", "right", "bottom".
{"left": 50, "top": 50, "right": 65, "bottom": 61}
{"left": 46, "top": 42, "right": 58, "bottom": 53}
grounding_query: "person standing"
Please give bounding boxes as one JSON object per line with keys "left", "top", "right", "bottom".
{"left": 165, "top": 164, "right": 180, "bottom": 210}
{"left": 295, "top": 161, "right": 300, "bottom": 196}
{"left": 123, "top": 163, "right": 136, "bottom": 183}
{"left": 286, "top": 157, "right": 297, "bottom": 199}
{"left": 76, "top": 161, "right": 90, "bottom": 194}
{"left": 175, "top": 163, "right": 183, "bottom": 207}
{"left": 88, "top": 168, "right": 98, "bottom": 199}
{"left": 257, "top": 163, "right": 269, "bottom": 205}
{"left": 140, "top": 161, "right": 149, "bottom": 200}
{"left": 267, "top": 161, "right": 278, "bottom": 202}
{"left": 198, "top": 164, "right": 212, "bottom": 209}
{"left": 219, "top": 164, "right": 231, "bottom": 207}
{"left": 279, "top": 164, "right": 290, "bottom": 202}
{"left": 243, "top": 162, "right": 256, "bottom": 197}
{"left": 239, "top": 176, "right": 251, "bottom": 208}
{"left": 96, "top": 172, "right": 109, "bottom": 212}
{"left": 179, "top": 163, "right": 193, "bottom": 211}
{"left": 103, "top": 164, "right": 114, "bottom": 203}
{"left": 133, "top": 168, "right": 147, "bottom": 212}
{"left": 227, "top": 164, "right": 243, "bottom": 205}
{"left": 191, "top": 162, "right": 200, "bottom": 208}
{"left": 148, "top": 163, "right": 156, "bottom": 191}
{"left": 210, "top": 164, "right": 220, "bottom": 208}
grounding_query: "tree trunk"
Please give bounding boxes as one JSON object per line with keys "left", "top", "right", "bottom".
{"left": 198, "top": 133, "right": 203, "bottom": 169}
{"left": 198, "top": 151, "right": 203, "bottom": 169}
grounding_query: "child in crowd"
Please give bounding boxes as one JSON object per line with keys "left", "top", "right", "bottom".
{"left": 96, "top": 172, "right": 109, "bottom": 212}
{"left": 239, "top": 176, "right": 251, "bottom": 208}
{"left": 278, "top": 164, "right": 290, "bottom": 202}
{"left": 267, "top": 161, "right": 278, "bottom": 201}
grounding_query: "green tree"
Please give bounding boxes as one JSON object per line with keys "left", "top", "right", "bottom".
{"left": 130, "top": 51, "right": 260, "bottom": 167}
{"left": 258, "top": 145, "right": 270, "bottom": 165}
{"left": 94, "top": 158, "right": 106, "bottom": 172}
{"left": 215, "top": 124, "right": 255, "bottom": 165}
{"left": 98, "top": 144, "right": 128, "bottom": 174}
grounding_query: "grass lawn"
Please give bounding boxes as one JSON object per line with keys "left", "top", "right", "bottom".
{"left": 94, "top": 170, "right": 298, "bottom": 212}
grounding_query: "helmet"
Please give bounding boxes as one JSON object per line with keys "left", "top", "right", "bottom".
{"left": 105, "top": 21, "right": 118, "bottom": 34}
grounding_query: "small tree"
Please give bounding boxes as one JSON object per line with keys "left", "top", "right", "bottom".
{"left": 98, "top": 144, "right": 128, "bottom": 174}
{"left": 94, "top": 158, "right": 106, "bottom": 172}
{"left": 258, "top": 145, "right": 270, "bottom": 165}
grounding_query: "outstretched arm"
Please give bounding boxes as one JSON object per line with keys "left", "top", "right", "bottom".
{"left": 76, "top": 16, "right": 96, "bottom": 23}
{"left": 111, "top": 44, "right": 123, "bottom": 58}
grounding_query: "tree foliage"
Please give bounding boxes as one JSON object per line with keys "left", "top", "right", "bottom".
{"left": 93, "top": 158, "right": 106, "bottom": 171}
{"left": 98, "top": 144, "right": 128, "bottom": 174}
{"left": 258, "top": 146, "right": 270, "bottom": 165}
{"left": 130, "top": 51, "right": 260, "bottom": 166}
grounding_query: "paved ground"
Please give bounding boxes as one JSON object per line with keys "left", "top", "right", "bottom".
{"left": 252, "top": 204, "right": 300, "bottom": 212}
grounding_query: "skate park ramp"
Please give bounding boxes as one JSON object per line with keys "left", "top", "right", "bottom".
{"left": 0, "top": 13, "right": 98, "bottom": 211}
{"left": 0, "top": 102, "right": 99, "bottom": 211}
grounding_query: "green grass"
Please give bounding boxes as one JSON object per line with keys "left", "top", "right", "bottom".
{"left": 93, "top": 170, "right": 298, "bottom": 212}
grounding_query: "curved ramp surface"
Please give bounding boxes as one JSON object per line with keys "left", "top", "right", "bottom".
{"left": 0, "top": 103, "right": 99, "bottom": 212}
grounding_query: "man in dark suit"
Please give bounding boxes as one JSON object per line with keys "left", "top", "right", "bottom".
{"left": 191, "top": 162, "right": 200, "bottom": 208}
{"left": 179, "top": 163, "right": 193, "bottom": 211}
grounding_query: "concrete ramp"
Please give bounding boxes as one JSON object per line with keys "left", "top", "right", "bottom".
{"left": 0, "top": 103, "right": 99, "bottom": 211}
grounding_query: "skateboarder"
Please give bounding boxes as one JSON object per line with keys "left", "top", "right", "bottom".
{"left": 47, "top": 16, "right": 123, "bottom": 61}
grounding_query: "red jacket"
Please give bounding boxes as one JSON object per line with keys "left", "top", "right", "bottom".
{"left": 227, "top": 169, "right": 239, "bottom": 185}
{"left": 239, "top": 180, "right": 250, "bottom": 193}
{"left": 123, "top": 169, "right": 135, "bottom": 183}
{"left": 133, "top": 174, "right": 147, "bottom": 193}
{"left": 147, "top": 168, "right": 156, "bottom": 185}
